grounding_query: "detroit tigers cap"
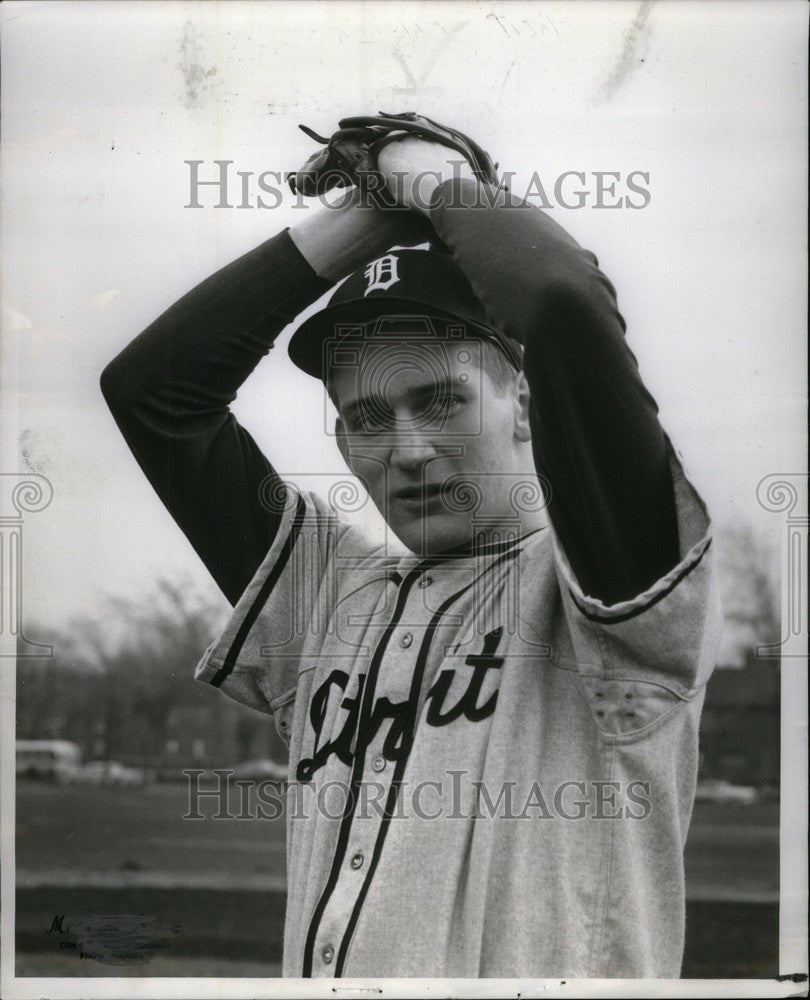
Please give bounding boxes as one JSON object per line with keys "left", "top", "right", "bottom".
{"left": 288, "top": 248, "right": 523, "bottom": 380}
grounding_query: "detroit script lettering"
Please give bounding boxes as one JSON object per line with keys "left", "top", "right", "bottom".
{"left": 297, "top": 628, "right": 504, "bottom": 781}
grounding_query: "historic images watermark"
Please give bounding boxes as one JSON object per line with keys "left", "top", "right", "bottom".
{"left": 0, "top": 473, "right": 53, "bottom": 658}
{"left": 184, "top": 769, "right": 653, "bottom": 822}
{"left": 251, "top": 475, "right": 552, "bottom": 658}
{"left": 184, "top": 159, "right": 652, "bottom": 212}
{"left": 755, "top": 473, "right": 808, "bottom": 661}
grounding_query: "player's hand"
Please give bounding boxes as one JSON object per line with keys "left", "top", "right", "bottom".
{"left": 289, "top": 184, "right": 434, "bottom": 282}
{"left": 376, "top": 137, "right": 475, "bottom": 216}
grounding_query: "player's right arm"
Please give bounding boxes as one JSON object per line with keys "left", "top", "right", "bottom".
{"left": 100, "top": 192, "right": 422, "bottom": 605}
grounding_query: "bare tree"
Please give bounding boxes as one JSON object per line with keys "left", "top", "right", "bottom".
{"left": 714, "top": 520, "right": 781, "bottom": 663}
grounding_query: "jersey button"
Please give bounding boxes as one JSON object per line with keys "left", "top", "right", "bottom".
{"left": 372, "top": 756, "right": 386, "bottom": 772}
{"left": 350, "top": 852, "right": 364, "bottom": 869}
{"left": 321, "top": 945, "right": 334, "bottom": 964}
{"left": 400, "top": 632, "right": 413, "bottom": 648}
{"left": 418, "top": 575, "right": 433, "bottom": 588}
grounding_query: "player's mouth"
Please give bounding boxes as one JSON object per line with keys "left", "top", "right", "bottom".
{"left": 391, "top": 482, "right": 445, "bottom": 511}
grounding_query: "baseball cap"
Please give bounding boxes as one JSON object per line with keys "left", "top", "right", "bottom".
{"left": 288, "top": 248, "right": 522, "bottom": 380}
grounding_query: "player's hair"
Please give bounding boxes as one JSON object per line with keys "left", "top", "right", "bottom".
{"left": 325, "top": 333, "right": 519, "bottom": 412}
{"left": 475, "top": 337, "right": 521, "bottom": 396}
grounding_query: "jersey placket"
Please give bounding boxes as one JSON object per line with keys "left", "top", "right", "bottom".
{"left": 307, "top": 558, "right": 488, "bottom": 976}
{"left": 308, "top": 631, "right": 407, "bottom": 976}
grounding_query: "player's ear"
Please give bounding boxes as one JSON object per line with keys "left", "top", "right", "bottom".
{"left": 512, "top": 372, "right": 532, "bottom": 443}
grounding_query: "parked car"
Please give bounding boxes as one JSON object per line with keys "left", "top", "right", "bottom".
{"left": 694, "top": 779, "right": 758, "bottom": 805}
{"left": 231, "top": 758, "right": 289, "bottom": 782}
{"left": 63, "top": 760, "right": 145, "bottom": 786}
{"left": 16, "top": 740, "right": 82, "bottom": 781}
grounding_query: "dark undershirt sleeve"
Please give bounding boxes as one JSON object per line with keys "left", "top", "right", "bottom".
{"left": 427, "top": 178, "right": 680, "bottom": 605}
{"left": 100, "top": 230, "right": 331, "bottom": 606}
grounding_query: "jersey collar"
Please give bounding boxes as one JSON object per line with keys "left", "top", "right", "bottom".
{"left": 394, "top": 527, "right": 544, "bottom": 576}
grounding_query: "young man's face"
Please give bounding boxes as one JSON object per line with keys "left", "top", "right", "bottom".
{"left": 330, "top": 337, "right": 533, "bottom": 555}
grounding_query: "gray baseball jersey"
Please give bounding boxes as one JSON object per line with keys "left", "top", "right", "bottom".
{"left": 195, "top": 443, "right": 721, "bottom": 979}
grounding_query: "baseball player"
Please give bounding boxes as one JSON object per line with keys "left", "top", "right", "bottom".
{"left": 101, "top": 115, "right": 721, "bottom": 978}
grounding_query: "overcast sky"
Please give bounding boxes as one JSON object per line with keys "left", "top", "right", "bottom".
{"left": 1, "top": 0, "right": 806, "bottom": 632}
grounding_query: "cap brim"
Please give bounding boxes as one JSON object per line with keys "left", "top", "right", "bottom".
{"left": 289, "top": 297, "right": 515, "bottom": 379}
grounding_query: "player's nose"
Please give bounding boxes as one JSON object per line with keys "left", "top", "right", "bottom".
{"left": 389, "top": 428, "right": 438, "bottom": 472}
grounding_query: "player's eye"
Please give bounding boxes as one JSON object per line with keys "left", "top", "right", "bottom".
{"left": 435, "top": 393, "right": 463, "bottom": 416}
{"left": 354, "top": 405, "right": 394, "bottom": 433}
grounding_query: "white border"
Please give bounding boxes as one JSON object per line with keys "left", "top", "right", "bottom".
{"left": 1, "top": 0, "right": 807, "bottom": 997}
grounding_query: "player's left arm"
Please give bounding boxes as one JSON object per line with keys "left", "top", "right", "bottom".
{"left": 379, "top": 139, "right": 680, "bottom": 606}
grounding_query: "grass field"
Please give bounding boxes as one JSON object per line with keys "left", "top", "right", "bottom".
{"left": 17, "top": 781, "right": 288, "bottom": 878}
{"left": 16, "top": 780, "right": 779, "bottom": 893}
{"left": 15, "top": 780, "right": 780, "bottom": 978}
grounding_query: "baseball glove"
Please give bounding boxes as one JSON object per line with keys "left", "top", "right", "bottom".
{"left": 287, "top": 111, "right": 499, "bottom": 198}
